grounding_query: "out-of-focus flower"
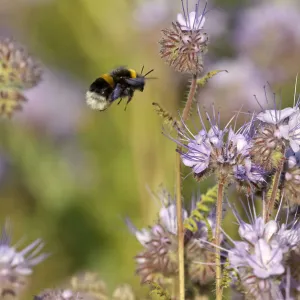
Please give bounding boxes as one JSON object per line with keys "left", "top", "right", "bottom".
{"left": 197, "top": 57, "right": 266, "bottom": 116}
{"left": 36, "top": 272, "right": 139, "bottom": 300}
{"left": 18, "top": 68, "right": 83, "bottom": 136}
{"left": 112, "top": 284, "right": 135, "bottom": 300}
{"left": 0, "top": 38, "right": 42, "bottom": 117}
{"left": 0, "top": 221, "right": 48, "bottom": 297}
{"left": 34, "top": 289, "right": 98, "bottom": 300}
{"left": 171, "top": 107, "right": 266, "bottom": 190}
{"left": 133, "top": 0, "right": 170, "bottom": 29}
{"left": 234, "top": 2, "right": 300, "bottom": 83}
{"left": 159, "top": 0, "right": 209, "bottom": 74}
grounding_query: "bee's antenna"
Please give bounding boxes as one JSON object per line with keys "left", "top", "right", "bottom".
{"left": 141, "top": 65, "right": 145, "bottom": 75}
{"left": 144, "top": 69, "right": 154, "bottom": 77}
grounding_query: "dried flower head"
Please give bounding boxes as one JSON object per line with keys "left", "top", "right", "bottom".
{"left": 171, "top": 106, "right": 266, "bottom": 190}
{"left": 159, "top": 0, "right": 209, "bottom": 74}
{"left": 0, "top": 221, "right": 48, "bottom": 297}
{"left": 0, "top": 38, "right": 42, "bottom": 116}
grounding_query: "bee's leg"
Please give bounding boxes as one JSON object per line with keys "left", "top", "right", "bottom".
{"left": 124, "top": 90, "right": 134, "bottom": 111}
{"left": 117, "top": 98, "right": 123, "bottom": 105}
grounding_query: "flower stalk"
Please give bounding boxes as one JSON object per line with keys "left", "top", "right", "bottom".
{"left": 215, "top": 179, "right": 225, "bottom": 300}
{"left": 176, "top": 74, "right": 198, "bottom": 299}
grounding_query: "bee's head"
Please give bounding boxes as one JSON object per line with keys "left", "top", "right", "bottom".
{"left": 137, "top": 66, "right": 155, "bottom": 91}
{"left": 140, "top": 66, "right": 154, "bottom": 78}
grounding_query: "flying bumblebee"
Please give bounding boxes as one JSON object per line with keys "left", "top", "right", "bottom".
{"left": 85, "top": 66, "right": 154, "bottom": 111}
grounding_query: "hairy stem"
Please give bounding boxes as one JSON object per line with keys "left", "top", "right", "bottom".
{"left": 265, "top": 149, "right": 286, "bottom": 222}
{"left": 176, "top": 74, "right": 198, "bottom": 300}
{"left": 215, "top": 180, "right": 225, "bottom": 300}
{"left": 182, "top": 75, "right": 198, "bottom": 121}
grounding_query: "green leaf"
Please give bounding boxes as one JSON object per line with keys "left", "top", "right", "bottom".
{"left": 197, "top": 70, "right": 228, "bottom": 87}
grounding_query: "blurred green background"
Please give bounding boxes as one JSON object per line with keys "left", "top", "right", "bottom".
{"left": 0, "top": 0, "right": 300, "bottom": 298}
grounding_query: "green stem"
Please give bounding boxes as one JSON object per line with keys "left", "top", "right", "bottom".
{"left": 265, "top": 148, "right": 286, "bottom": 222}
{"left": 182, "top": 75, "right": 198, "bottom": 121}
{"left": 176, "top": 74, "right": 198, "bottom": 300}
{"left": 215, "top": 181, "right": 225, "bottom": 300}
{"left": 176, "top": 152, "right": 185, "bottom": 300}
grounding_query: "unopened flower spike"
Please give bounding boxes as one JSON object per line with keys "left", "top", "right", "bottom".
{"left": 0, "top": 38, "right": 42, "bottom": 117}
{"left": 159, "top": 0, "right": 209, "bottom": 74}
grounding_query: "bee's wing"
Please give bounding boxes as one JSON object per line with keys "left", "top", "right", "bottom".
{"left": 124, "top": 78, "right": 144, "bottom": 88}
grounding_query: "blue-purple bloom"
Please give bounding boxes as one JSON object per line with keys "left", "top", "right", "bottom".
{"left": 0, "top": 221, "right": 48, "bottom": 297}
{"left": 256, "top": 105, "right": 300, "bottom": 153}
{"left": 218, "top": 198, "right": 300, "bottom": 299}
{"left": 175, "top": 107, "right": 266, "bottom": 188}
{"left": 0, "top": 222, "right": 48, "bottom": 276}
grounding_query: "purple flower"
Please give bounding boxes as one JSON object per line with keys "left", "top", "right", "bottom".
{"left": 174, "top": 107, "right": 266, "bottom": 187}
{"left": 0, "top": 222, "right": 48, "bottom": 276}
{"left": 181, "top": 139, "right": 211, "bottom": 174}
{"left": 247, "top": 239, "right": 284, "bottom": 279}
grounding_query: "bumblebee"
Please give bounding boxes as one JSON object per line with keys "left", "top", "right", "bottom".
{"left": 86, "top": 66, "right": 154, "bottom": 111}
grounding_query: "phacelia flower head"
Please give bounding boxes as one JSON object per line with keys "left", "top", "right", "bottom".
{"left": 172, "top": 106, "right": 266, "bottom": 190}
{"left": 251, "top": 91, "right": 300, "bottom": 170}
{"left": 221, "top": 198, "right": 300, "bottom": 299}
{"left": 159, "top": 0, "right": 209, "bottom": 74}
{"left": 0, "top": 221, "right": 48, "bottom": 297}
{"left": 0, "top": 38, "right": 42, "bottom": 117}
{"left": 127, "top": 186, "right": 222, "bottom": 292}
{"left": 127, "top": 188, "right": 185, "bottom": 284}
